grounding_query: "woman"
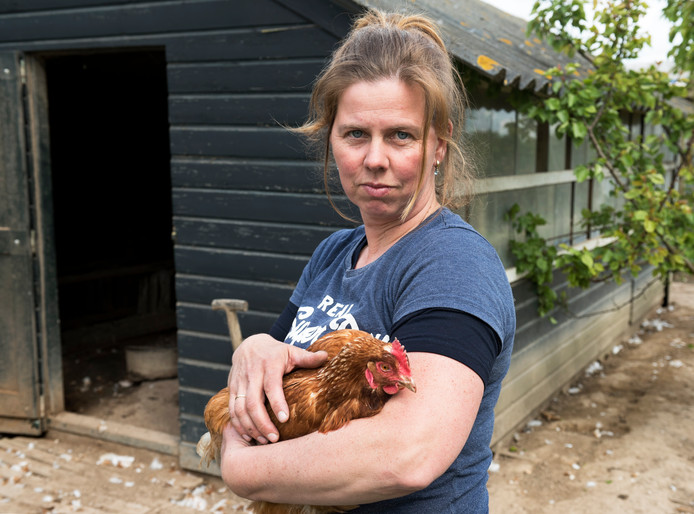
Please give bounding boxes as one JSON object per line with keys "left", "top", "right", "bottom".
{"left": 221, "top": 9, "right": 515, "bottom": 512}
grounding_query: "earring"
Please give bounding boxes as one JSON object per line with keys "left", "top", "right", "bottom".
{"left": 434, "top": 160, "right": 440, "bottom": 176}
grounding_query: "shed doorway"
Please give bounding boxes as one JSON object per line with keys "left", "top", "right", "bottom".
{"left": 44, "top": 50, "right": 178, "bottom": 437}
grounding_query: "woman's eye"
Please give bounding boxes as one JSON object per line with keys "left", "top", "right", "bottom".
{"left": 395, "top": 131, "right": 411, "bottom": 140}
{"left": 348, "top": 129, "right": 364, "bottom": 138}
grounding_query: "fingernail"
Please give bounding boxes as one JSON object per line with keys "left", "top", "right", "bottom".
{"left": 268, "top": 432, "right": 279, "bottom": 443}
{"left": 242, "top": 434, "right": 252, "bottom": 443}
{"left": 257, "top": 436, "right": 268, "bottom": 445}
{"left": 277, "top": 411, "right": 288, "bottom": 423}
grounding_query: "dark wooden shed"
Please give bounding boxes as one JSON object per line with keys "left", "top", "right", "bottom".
{"left": 0, "top": 0, "right": 662, "bottom": 474}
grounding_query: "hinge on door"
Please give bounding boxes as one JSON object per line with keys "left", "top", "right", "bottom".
{"left": 30, "top": 229, "right": 37, "bottom": 255}
{"left": 19, "top": 57, "right": 26, "bottom": 84}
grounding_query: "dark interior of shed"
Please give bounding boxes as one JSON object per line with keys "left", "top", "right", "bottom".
{"left": 44, "top": 50, "right": 179, "bottom": 434}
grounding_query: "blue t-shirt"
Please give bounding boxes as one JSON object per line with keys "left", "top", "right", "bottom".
{"left": 285, "top": 208, "right": 515, "bottom": 512}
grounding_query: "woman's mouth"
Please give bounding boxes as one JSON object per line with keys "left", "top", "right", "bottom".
{"left": 362, "top": 183, "right": 393, "bottom": 197}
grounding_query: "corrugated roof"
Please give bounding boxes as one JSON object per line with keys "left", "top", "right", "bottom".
{"left": 354, "top": 0, "right": 592, "bottom": 92}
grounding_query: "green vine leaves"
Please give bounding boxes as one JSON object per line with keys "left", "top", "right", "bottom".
{"left": 507, "top": 0, "right": 694, "bottom": 319}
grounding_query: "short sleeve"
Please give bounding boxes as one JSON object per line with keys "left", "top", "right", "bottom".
{"left": 391, "top": 308, "right": 500, "bottom": 386}
{"left": 390, "top": 224, "right": 515, "bottom": 352}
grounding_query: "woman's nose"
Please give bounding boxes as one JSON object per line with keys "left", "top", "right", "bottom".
{"left": 363, "top": 140, "right": 388, "bottom": 171}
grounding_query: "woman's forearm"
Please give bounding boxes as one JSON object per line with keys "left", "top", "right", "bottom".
{"left": 222, "top": 410, "right": 424, "bottom": 505}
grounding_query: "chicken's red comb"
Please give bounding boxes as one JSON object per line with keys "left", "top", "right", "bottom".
{"left": 391, "top": 338, "right": 412, "bottom": 376}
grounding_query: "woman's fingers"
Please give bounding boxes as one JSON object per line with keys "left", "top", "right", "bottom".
{"left": 264, "top": 348, "right": 329, "bottom": 426}
{"left": 290, "top": 348, "right": 329, "bottom": 370}
{"left": 233, "top": 393, "right": 269, "bottom": 444}
{"left": 228, "top": 399, "right": 252, "bottom": 442}
{"left": 264, "top": 373, "right": 290, "bottom": 425}
{"left": 225, "top": 335, "right": 330, "bottom": 444}
{"left": 227, "top": 334, "right": 286, "bottom": 443}
{"left": 229, "top": 369, "right": 273, "bottom": 443}
{"left": 244, "top": 384, "right": 279, "bottom": 443}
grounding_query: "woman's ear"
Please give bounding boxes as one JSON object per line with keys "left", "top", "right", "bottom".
{"left": 436, "top": 120, "right": 453, "bottom": 162}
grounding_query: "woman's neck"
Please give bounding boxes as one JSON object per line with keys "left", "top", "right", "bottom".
{"left": 356, "top": 199, "right": 442, "bottom": 269}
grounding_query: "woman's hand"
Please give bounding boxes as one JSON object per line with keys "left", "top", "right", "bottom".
{"left": 221, "top": 422, "right": 253, "bottom": 453}
{"left": 227, "top": 333, "right": 328, "bottom": 444}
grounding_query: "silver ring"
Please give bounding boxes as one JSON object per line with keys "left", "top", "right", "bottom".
{"left": 235, "top": 395, "right": 246, "bottom": 400}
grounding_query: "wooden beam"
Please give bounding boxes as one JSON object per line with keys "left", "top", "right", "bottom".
{"left": 0, "top": 417, "right": 43, "bottom": 436}
{"left": 49, "top": 411, "right": 179, "bottom": 456}
{"left": 179, "top": 441, "right": 221, "bottom": 476}
{"left": 475, "top": 169, "right": 576, "bottom": 194}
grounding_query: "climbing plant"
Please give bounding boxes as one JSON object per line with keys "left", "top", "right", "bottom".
{"left": 507, "top": 0, "right": 694, "bottom": 319}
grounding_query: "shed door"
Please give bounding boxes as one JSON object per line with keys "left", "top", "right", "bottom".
{"left": 0, "top": 52, "right": 44, "bottom": 435}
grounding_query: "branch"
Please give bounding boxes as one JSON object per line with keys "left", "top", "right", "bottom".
{"left": 659, "top": 125, "right": 694, "bottom": 212}
{"left": 563, "top": 274, "right": 659, "bottom": 319}
{"left": 588, "top": 90, "right": 627, "bottom": 192}
{"left": 587, "top": 95, "right": 608, "bottom": 133}
{"left": 584, "top": 84, "right": 634, "bottom": 193}
{"left": 586, "top": 124, "right": 629, "bottom": 193}
{"left": 658, "top": 235, "right": 694, "bottom": 274}
{"left": 587, "top": 116, "right": 694, "bottom": 274}
{"left": 577, "top": 48, "right": 596, "bottom": 67}
{"left": 664, "top": 122, "right": 694, "bottom": 172}
{"left": 660, "top": 162, "right": 682, "bottom": 212}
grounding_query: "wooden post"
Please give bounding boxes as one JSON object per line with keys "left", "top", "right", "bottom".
{"left": 211, "top": 299, "right": 248, "bottom": 351}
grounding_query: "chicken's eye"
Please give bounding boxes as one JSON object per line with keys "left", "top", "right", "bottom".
{"left": 377, "top": 362, "right": 391, "bottom": 373}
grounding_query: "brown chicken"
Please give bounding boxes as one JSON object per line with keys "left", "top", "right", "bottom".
{"left": 196, "top": 329, "right": 416, "bottom": 514}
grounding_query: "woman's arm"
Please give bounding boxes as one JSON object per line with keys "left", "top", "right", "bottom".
{"left": 221, "top": 351, "right": 484, "bottom": 505}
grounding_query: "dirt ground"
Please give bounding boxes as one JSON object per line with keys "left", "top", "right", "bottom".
{"left": 488, "top": 280, "right": 694, "bottom": 513}
{"left": 2, "top": 282, "right": 693, "bottom": 513}
{"left": 62, "top": 331, "right": 180, "bottom": 437}
{"left": 0, "top": 430, "right": 248, "bottom": 513}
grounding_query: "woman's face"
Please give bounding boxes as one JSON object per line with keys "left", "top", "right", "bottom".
{"left": 330, "top": 78, "right": 446, "bottom": 226}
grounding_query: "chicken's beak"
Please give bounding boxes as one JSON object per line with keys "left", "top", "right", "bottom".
{"left": 398, "top": 376, "right": 417, "bottom": 393}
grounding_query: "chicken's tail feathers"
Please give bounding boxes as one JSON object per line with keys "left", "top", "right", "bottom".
{"left": 195, "top": 431, "right": 218, "bottom": 468}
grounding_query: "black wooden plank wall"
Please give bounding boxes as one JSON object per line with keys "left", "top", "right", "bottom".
{"left": 0, "top": 0, "right": 358, "bottom": 445}
{"left": 166, "top": 2, "right": 357, "bottom": 446}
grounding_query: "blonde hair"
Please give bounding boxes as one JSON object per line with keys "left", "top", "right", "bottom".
{"left": 294, "top": 9, "right": 475, "bottom": 220}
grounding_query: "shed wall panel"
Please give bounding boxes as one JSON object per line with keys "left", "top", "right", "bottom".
{"left": 173, "top": 218, "right": 336, "bottom": 255}
{"left": 513, "top": 271, "right": 643, "bottom": 353}
{"left": 0, "top": 0, "right": 303, "bottom": 42}
{"left": 172, "top": 189, "right": 351, "bottom": 226}
{"left": 179, "top": 361, "right": 228, "bottom": 392}
{"left": 171, "top": 158, "right": 324, "bottom": 193}
{"left": 174, "top": 247, "right": 308, "bottom": 284}
{"left": 492, "top": 273, "right": 662, "bottom": 447}
{"left": 176, "top": 303, "right": 277, "bottom": 338}
{"left": 175, "top": 275, "right": 293, "bottom": 313}
{"left": 180, "top": 415, "right": 207, "bottom": 444}
{"left": 165, "top": 26, "right": 337, "bottom": 63}
{"left": 0, "top": 0, "right": 231, "bottom": 13}
{"left": 166, "top": 60, "right": 324, "bottom": 94}
{"left": 179, "top": 388, "right": 212, "bottom": 418}
{"left": 168, "top": 94, "right": 310, "bottom": 126}
{"left": 177, "top": 332, "right": 232, "bottom": 366}
{"left": 169, "top": 126, "right": 306, "bottom": 159}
